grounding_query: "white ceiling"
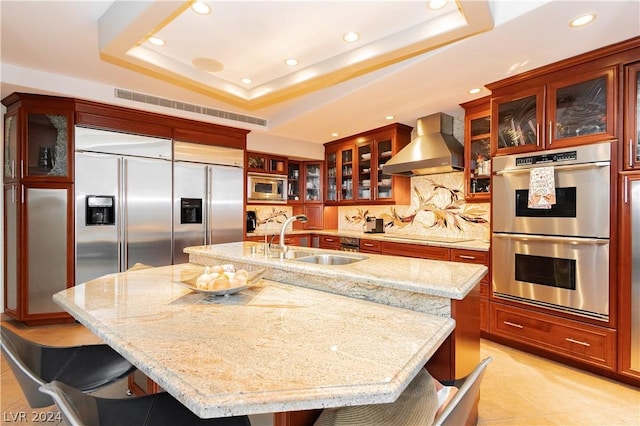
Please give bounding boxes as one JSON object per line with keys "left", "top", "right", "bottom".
{"left": 1, "top": 1, "right": 639, "bottom": 146}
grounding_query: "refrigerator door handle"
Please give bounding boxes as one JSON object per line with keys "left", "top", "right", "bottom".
{"left": 205, "top": 166, "right": 212, "bottom": 245}
{"left": 119, "top": 157, "right": 126, "bottom": 272}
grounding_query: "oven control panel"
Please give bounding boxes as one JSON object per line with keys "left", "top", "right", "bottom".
{"left": 515, "top": 150, "right": 577, "bottom": 167}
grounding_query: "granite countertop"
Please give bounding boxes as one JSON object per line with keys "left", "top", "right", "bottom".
{"left": 53, "top": 264, "right": 454, "bottom": 419}
{"left": 247, "top": 229, "right": 490, "bottom": 252}
{"left": 186, "top": 242, "right": 487, "bottom": 301}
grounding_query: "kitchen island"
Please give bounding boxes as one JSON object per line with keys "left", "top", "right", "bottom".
{"left": 186, "top": 242, "right": 487, "bottom": 384}
{"left": 53, "top": 263, "right": 454, "bottom": 424}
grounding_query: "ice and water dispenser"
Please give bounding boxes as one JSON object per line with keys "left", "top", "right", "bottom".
{"left": 180, "top": 198, "right": 203, "bottom": 224}
{"left": 85, "top": 196, "right": 115, "bottom": 226}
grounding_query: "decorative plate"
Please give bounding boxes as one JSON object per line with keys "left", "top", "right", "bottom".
{"left": 175, "top": 268, "right": 266, "bottom": 296}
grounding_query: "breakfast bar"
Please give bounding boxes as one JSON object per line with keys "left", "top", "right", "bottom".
{"left": 53, "top": 263, "right": 456, "bottom": 421}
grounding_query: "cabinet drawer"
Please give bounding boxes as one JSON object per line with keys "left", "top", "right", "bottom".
{"left": 490, "top": 303, "right": 616, "bottom": 370}
{"left": 479, "top": 282, "right": 489, "bottom": 299}
{"left": 480, "top": 299, "right": 489, "bottom": 332}
{"left": 451, "top": 249, "right": 488, "bottom": 265}
{"left": 359, "top": 239, "right": 381, "bottom": 252}
{"left": 319, "top": 235, "right": 341, "bottom": 249}
{"left": 381, "top": 241, "right": 450, "bottom": 260}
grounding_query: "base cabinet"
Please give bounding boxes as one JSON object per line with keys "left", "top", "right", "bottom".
{"left": 490, "top": 303, "right": 616, "bottom": 371}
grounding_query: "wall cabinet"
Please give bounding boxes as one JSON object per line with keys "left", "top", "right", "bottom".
{"left": 489, "top": 66, "right": 616, "bottom": 156}
{"left": 461, "top": 96, "right": 491, "bottom": 202}
{"left": 246, "top": 151, "right": 287, "bottom": 174}
{"left": 289, "top": 161, "right": 323, "bottom": 204}
{"left": 324, "top": 123, "right": 412, "bottom": 205}
{"left": 624, "top": 62, "right": 640, "bottom": 170}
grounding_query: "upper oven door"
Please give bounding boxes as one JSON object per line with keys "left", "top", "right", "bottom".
{"left": 493, "top": 157, "right": 610, "bottom": 238}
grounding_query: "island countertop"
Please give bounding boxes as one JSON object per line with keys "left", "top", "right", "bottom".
{"left": 186, "top": 242, "right": 487, "bottom": 301}
{"left": 53, "top": 263, "right": 454, "bottom": 419}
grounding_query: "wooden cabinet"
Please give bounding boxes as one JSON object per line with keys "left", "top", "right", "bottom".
{"left": 287, "top": 160, "right": 302, "bottom": 203}
{"left": 381, "top": 241, "right": 450, "bottom": 261}
{"left": 624, "top": 62, "right": 640, "bottom": 170}
{"left": 619, "top": 172, "right": 640, "bottom": 382}
{"left": 489, "top": 65, "right": 616, "bottom": 156}
{"left": 290, "top": 161, "right": 323, "bottom": 204}
{"left": 2, "top": 93, "right": 75, "bottom": 324}
{"left": 247, "top": 151, "right": 287, "bottom": 174}
{"left": 452, "top": 249, "right": 490, "bottom": 333}
{"left": 359, "top": 239, "right": 381, "bottom": 253}
{"left": 461, "top": 96, "right": 491, "bottom": 202}
{"left": 318, "top": 235, "right": 341, "bottom": 250}
{"left": 324, "top": 123, "right": 412, "bottom": 205}
{"left": 490, "top": 303, "right": 616, "bottom": 371}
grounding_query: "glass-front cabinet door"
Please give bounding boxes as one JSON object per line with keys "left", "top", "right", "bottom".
{"left": 548, "top": 67, "right": 615, "bottom": 146}
{"left": 340, "top": 147, "right": 354, "bottom": 202}
{"left": 625, "top": 62, "right": 640, "bottom": 170}
{"left": 325, "top": 151, "right": 337, "bottom": 202}
{"left": 357, "top": 142, "right": 373, "bottom": 201}
{"left": 25, "top": 111, "right": 72, "bottom": 180}
{"left": 376, "top": 138, "right": 394, "bottom": 200}
{"left": 493, "top": 88, "right": 543, "bottom": 155}
{"left": 287, "top": 161, "right": 301, "bottom": 202}
{"left": 4, "top": 113, "right": 18, "bottom": 182}
{"left": 463, "top": 98, "right": 491, "bottom": 201}
{"left": 304, "top": 162, "right": 322, "bottom": 203}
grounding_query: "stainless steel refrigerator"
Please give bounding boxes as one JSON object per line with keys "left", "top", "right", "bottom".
{"left": 75, "top": 127, "right": 173, "bottom": 284}
{"left": 172, "top": 141, "right": 244, "bottom": 264}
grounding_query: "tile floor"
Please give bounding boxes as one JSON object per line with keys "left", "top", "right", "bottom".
{"left": 1, "top": 320, "right": 639, "bottom": 425}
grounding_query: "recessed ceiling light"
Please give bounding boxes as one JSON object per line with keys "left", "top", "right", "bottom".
{"left": 468, "top": 88, "right": 481, "bottom": 94}
{"left": 570, "top": 13, "right": 596, "bottom": 27}
{"left": 427, "top": 0, "right": 448, "bottom": 11}
{"left": 285, "top": 58, "right": 299, "bottom": 66}
{"left": 385, "top": 115, "right": 394, "bottom": 120}
{"left": 331, "top": 132, "right": 339, "bottom": 138}
{"left": 192, "top": 57, "right": 223, "bottom": 73}
{"left": 191, "top": 1, "right": 211, "bottom": 15}
{"left": 148, "top": 37, "right": 165, "bottom": 46}
{"left": 343, "top": 32, "right": 360, "bottom": 43}
{"left": 241, "top": 78, "right": 252, "bottom": 85}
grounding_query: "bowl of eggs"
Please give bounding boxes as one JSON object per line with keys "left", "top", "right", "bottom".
{"left": 176, "top": 265, "right": 266, "bottom": 296}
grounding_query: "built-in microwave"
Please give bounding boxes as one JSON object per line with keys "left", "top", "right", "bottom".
{"left": 247, "top": 173, "right": 287, "bottom": 203}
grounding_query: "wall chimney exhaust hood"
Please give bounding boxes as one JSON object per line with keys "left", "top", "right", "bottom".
{"left": 383, "top": 113, "right": 464, "bottom": 176}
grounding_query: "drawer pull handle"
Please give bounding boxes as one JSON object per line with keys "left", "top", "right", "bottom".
{"left": 458, "top": 255, "right": 476, "bottom": 260}
{"left": 565, "top": 337, "right": 591, "bottom": 347}
{"left": 363, "top": 243, "right": 374, "bottom": 247}
{"left": 504, "top": 321, "right": 523, "bottom": 329}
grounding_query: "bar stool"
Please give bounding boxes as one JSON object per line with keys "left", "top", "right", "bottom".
{"left": 1, "top": 325, "right": 136, "bottom": 408}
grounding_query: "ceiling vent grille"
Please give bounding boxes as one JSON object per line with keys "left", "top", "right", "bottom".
{"left": 114, "top": 89, "right": 267, "bottom": 127}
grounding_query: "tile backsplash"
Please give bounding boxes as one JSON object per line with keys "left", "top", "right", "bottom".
{"left": 339, "top": 172, "right": 490, "bottom": 241}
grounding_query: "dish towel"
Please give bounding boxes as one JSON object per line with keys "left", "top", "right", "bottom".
{"left": 528, "top": 166, "right": 556, "bottom": 209}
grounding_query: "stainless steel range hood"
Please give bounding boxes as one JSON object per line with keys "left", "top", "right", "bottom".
{"left": 383, "top": 113, "right": 464, "bottom": 176}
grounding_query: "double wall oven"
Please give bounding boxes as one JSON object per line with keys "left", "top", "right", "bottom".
{"left": 492, "top": 142, "right": 611, "bottom": 321}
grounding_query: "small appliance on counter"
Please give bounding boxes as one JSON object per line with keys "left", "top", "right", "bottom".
{"left": 364, "top": 217, "right": 384, "bottom": 233}
{"left": 246, "top": 211, "right": 257, "bottom": 232}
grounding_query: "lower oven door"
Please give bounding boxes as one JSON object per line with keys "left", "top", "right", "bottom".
{"left": 492, "top": 233, "right": 609, "bottom": 320}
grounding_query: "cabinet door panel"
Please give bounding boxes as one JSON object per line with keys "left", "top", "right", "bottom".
{"left": 25, "top": 112, "right": 72, "bottom": 179}
{"left": 26, "top": 186, "right": 71, "bottom": 314}
{"left": 4, "top": 114, "right": 18, "bottom": 182}
{"left": 624, "top": 62, "right": 640, "bottom": 170}
{"left": 4, "top": 185, "right": 19, "bottom": 312}
{"left": 493, "top": 89, "right": 543, "bottom": 152}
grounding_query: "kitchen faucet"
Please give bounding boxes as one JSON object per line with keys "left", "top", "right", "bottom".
{"left": 278, "top": 214, "right": 308, "bottom": 255}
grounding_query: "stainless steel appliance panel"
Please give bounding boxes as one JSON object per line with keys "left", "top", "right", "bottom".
{"left": 631, "top": 179, "right": 640, "bottom": 370}
{"left": 75, "top": 127, "right": 171, "bottom": 159}
{"left": 5, "top": 185, "right": 18, "bottom": 311}
{"left": 124, "top": 157, "right": 173, "bottom": 269}
{"left": 492, "top": 233, "right": 609, "bottom": 319}
{"left": 27, "top": 187, "right": 68, "bottom": 314}
{"left": 492, "top": 159, "right": 610, "bottom": 238}
{"left": 173, "top": 162, "right": 207, "bottom": 264}
{"left": 75, "top": 152, "right": 120, "bottom": 284}
{"left": 209, "top": 165, "right": 243, "bottom": 244}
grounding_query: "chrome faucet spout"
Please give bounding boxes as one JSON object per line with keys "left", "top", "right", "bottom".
{"left": 279, "top": 214, "right": 308, "bottom": 253}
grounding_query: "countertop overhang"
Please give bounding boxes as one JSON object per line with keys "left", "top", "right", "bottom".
{"left": 53, "top": 264, "right": 454, "bottom": 419}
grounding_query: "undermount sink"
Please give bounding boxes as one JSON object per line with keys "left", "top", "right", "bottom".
{"left": 295, "top": 254, "right": 366, "bottom": 265}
